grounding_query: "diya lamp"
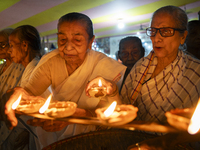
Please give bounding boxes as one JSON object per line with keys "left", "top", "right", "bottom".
{"left": 39, "top": 94, "right": 77, "bottom": 118}
{"left": 12, "top": 94, "right": 45, "bottom": 113}
{"left": 95, "top": 101, "right": 138, "bottom": 126}
{"left": 89, "top": 79, "right": 107, "bottom": 98}
{"left": 12, "top": 94, "right": 77, "bottom": 118}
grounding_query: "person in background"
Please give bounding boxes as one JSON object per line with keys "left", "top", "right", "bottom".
{"left": 0, "top": 25, "right": 45, "bottom": 150}
{"left": 185, "top": 20, "right": 200, "bottom": 59}
{"left": 0, "top": 28, "right": 24, "bottom": 98}
{"left": 0, "top": 28, "right": 14, "bottom": 74}
{"left": 117, "top": 36, "right": 145, "bottom": 92}
{"left": 115, "top": 50, "right": 122, "bottom": 63}
{"left": 86, "top": 5, "right": 200, "bottom": 149}
{"left": 2, "top": 12, "right": 126, "bottom": 149}
{"left": 8, "top": 25, "right": 43, "bottom": 88}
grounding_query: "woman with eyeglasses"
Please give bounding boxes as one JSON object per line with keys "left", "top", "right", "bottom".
{"left": 8, "top": 25, "right": 43, "bottom": 88}
{"left": 0, "top": 28, "right": 13, "bottom": 73}
{"left": 87, "top": 5, "right": 200, "bottom": 149}
{"left": 0, "top": 25, "right": 50, "bottom": 150}
{"left": 0, "top": 28, "right": 24, "bottom": 98}
{"left": 125, "top": 5, "right": 200, "bottom": 150}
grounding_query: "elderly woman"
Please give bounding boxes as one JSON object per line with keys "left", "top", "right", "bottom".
{"left": 87, "top": 5, "right": 200, "bottom": 149}
{"left": 0, "top": 28, "right": 14, "bottom": 73}
{"left": 8, "top": 25, "right": 43, "bottom": 88}
{"left": 0, "top": 25, "right": 45, "bottom": 150}
{"left": 3, "top": 12, "right": 126, "bottom": 149}
{"left": 0, "top": 28, "right": 24, "bottom": 98}
{"left": 123, "top": 5, "right": 200, "bottom": 149}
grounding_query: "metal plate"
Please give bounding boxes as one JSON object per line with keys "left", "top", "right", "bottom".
{"left": 15, "top": 110, "right": 178, "bottom": 133}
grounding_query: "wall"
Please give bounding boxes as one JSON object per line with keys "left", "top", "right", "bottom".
{"left": 93, "top": 33, "right": 153, "bottom": 59}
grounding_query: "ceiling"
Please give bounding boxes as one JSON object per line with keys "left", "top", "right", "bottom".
{"left": 0, "top": 0, "right": 200, "bottom": 43}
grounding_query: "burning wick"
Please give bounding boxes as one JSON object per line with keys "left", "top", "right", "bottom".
{"left": 39, "top": 94, "right": 52, "bottom": 113}
{"left": 188, "top": 100, "right": 200, "bottom": 134}
{"left": 99, "top": 79, "right": 102, "bottom": 87}
{"left": 89, "top": 79, "right": 106, "bottom": 98}
{"left": 12, "top": 94, "right": 22, "bottom": 110}
{"left": 104, "top": 101, "right": 117, "bottom": 117}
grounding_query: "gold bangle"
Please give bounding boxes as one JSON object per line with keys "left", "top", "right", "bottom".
{"left": 108, "top": 86, "right": 118, "bottom": 97}
{"left": 135, "top": 143, "right": 141, "bottom": 150}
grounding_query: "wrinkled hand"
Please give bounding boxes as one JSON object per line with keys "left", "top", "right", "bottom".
{"left": 85, "top": 77, "right": 117, "bottom": 97}
{"left": 1, "top": 87, "right": 43, "bottom": 130}
{"left": 168, "top": 108, "right": 195, "bottom": 118}
{"left": 1, "top": 87, "right": 27, "bottom": 130}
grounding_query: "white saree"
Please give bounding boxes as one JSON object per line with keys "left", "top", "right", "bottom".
{"left": 26, "top": 49, "right": 126, "bottom": 148}
{"left": 0, "top": 62, "right": 24, "bottom": 98}
{"left": 0, "top": 57, "right": 41, "bottom": 150}
{"left": 121, "top": 50, "right": 200, "bottom": 123}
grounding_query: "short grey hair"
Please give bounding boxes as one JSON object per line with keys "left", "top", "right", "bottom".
{"left": 58, "top": 12, "right": 94, "bottom": 40}
{"left": 11, "top": 25, "right": 42, "bottom": 61}
{"left": 151, "top": 5, "right": 188, "bottom": 32}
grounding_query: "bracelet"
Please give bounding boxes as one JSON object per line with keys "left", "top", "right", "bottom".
{"left": 135, "top": 143, "right": 141, "bottom": 150}
{"left": 108, "top": 86, "right": 118, "bottom": 97}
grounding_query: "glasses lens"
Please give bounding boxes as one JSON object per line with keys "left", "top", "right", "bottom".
{"left": 160, "top": 28, "right": 174, "bottom": 37}
{"left": 146, "top": 28, "right": 156, "bottom": 37}
{"left": 0, "top": 43, "right": 8, "bottom": 49}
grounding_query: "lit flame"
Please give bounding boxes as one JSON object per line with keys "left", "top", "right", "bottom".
{"left": 39, "top": 94, "right": 52, "bottom": 113}
{"left": 98, "top": 79, "right": 102, "bottom": 87}
{"left": 104, "top": 101, "right": 117, "bottom": 117}
{"left": 188, "top": 100, "right": 200, "bottom": 134}
{"left": 12, "top": 94, "right": 22, "bottom": 110}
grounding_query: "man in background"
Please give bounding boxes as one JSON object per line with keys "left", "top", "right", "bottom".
{"left": 118, "top": 36, "right": 145, "bottom": 92}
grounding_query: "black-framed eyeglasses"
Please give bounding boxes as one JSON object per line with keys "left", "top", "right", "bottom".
{"left": 0, "top": 42, "right": 9, "bottom": 50}
{"left": 119, "top": 51, "right": 140, "bottom": 58}
{"left": 146, "top": 27, "right": 186, "bottom": 37}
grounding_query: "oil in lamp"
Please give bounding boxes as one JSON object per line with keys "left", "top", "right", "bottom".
{"left": 95, "top": 101, "right": 138, "bottom": 126}
{"left": 88, "top": 79, "right": 107, "bottom": 98}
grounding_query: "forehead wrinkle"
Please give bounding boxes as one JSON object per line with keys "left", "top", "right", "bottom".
{"left": 57, "top": 32, "right": 83, "bottom": 37}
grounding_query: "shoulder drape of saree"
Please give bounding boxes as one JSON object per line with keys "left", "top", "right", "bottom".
{"left": 0, "top": 62, "right": 24, "bottom": 98}
{"left": 53, "top": 50, "right": 126, "bottom": 109}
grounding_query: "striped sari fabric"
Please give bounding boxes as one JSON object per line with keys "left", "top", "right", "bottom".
{"left": 121, "top": 50, "right": 200, "bottom": 123}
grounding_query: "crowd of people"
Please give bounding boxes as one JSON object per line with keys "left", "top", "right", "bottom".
{"left": 0, "top": 5, "right": 200, "bottom": 150}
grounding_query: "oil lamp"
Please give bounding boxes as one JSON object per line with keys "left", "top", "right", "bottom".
{"left": 12, "top": 94, "right": 45, "bottom": 113}
{"left": 88, "top": 79, "right": 107, "bottom": 98}
{"left": 39, "top": 94, "right": 77, "bottom": 118}
{"left": 95, "top": 101, "right": 138, "bottom": 126}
